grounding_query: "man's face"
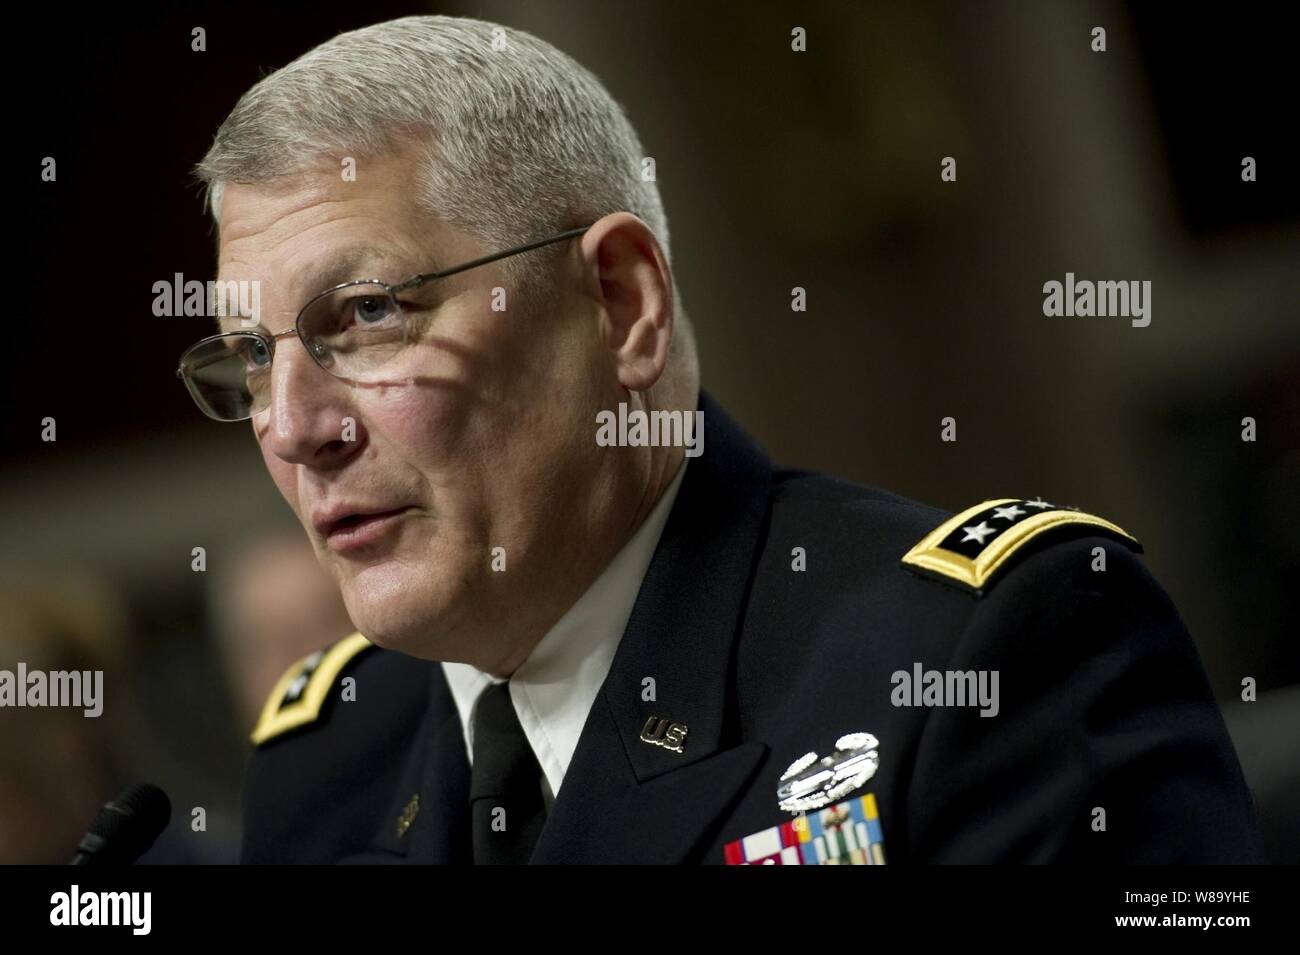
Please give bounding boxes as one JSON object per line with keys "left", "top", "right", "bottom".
{"left": 216, "top": 150, "right": 622, "bottom": 669}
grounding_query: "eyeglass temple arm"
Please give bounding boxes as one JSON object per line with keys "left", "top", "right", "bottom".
{"left": 396, "top": 225, "right": 592, "bottom": 292}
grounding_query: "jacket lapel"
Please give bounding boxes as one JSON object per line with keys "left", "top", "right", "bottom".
{"left": 531, "top": 392, "right": 774, "bottom": 864}
{"left": 407, "top": 704, "right": 473, "bottom": 863}
{"left": 356, "top": 670, "right": 471, "bottom": 864}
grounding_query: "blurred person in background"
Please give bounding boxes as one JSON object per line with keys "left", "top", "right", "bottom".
{"left": 210, "top": 530, "right": 355, "bottom": 732}
{"left": 0, "top": 575, "right": 127, "bottom": 864}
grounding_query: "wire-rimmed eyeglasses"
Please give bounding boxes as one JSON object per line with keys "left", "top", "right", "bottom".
{"left": 176, "top": 225, "right": 592, "bottom": 422}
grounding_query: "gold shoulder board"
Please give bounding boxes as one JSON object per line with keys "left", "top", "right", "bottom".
{"left": 901, "top": 498, "right": 1140, "bottom": 595}
{"left": 251, "top": 632, "right": 373, "bottom": 746}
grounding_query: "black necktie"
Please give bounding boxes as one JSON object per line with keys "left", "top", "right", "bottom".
{"left": 470, "top": 681, "right": 547, "bottom": 864}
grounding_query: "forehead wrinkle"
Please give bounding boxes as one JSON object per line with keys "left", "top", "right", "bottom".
{"left": 221, "top": 203, "right": 420, "bottom": 278}
{"left": 217, "top": 185, "right": 348, "bottom": 246}
{"left": 215, "top": 181, "right": 448, "bottom": 331}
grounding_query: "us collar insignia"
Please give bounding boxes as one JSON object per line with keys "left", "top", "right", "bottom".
{"left": 639, "top": 715, "right": 688, "bottom": 753}
{"left": 777, "top": 732, "right": 879, "bottom": 813}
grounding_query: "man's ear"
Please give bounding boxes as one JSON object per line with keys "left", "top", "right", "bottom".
{"left": 579, "top": 212, "right": 674, "bottom": 392}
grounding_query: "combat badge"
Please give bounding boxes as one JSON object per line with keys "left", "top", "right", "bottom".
{"left": 724, "top": 732, "right": 887, "bottom": 865}
{"left": 776, "top": 731, "right": 879, "bottom": 813}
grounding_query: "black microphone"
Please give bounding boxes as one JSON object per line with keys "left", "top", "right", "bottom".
{"left": 69, "top": 784, "right": 172, "bottom": 865}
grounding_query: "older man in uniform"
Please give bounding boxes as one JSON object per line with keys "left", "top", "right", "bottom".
{"left": 177, "top": 15, "right": 1261, "bottom": 864}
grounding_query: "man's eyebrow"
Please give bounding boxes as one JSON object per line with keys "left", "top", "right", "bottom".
{"left": 211, "top": 246, "right": 437, "bottom": 333}
{"left": 301, "top": 246, "right": 431, "bottom": 293}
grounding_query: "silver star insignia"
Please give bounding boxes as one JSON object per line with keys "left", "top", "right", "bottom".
{"left": 285, "top": 673, "right": 310, "bottom": 701}
{"left": 961, "top": 521, "right": 997, "bottom": 545}
{"left": 1024, "top": 497, "right": 1053, "bottom": 510}
{"left": 992, "top": 505, "right": 1026, "bottom": 522}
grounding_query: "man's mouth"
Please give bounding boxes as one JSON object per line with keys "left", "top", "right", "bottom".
{"left": 314, "top": 506, "right": 414, "bottom": 553}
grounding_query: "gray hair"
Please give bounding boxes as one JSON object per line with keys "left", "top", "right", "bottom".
{"left": 195, "top": 15, "right": 672, "bottom": 295}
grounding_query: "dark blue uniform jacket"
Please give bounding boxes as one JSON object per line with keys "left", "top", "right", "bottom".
{"left": 242, "top": 392, "right": 1262, "bottom": 864}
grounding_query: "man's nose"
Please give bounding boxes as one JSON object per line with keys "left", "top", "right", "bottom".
{"left": 259, "top": 337, "right": 365, "bottom": 468}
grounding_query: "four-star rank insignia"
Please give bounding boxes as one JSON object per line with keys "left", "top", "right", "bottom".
{"left": 900, "top": 497, "right": 1140, "bottom": 595}
{"left": 251, "top": 632, "right": 374, "bottom": 746}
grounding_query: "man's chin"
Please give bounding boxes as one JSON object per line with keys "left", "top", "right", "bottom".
{"left": 347, "top": 609, "right": 444, "bottom": 659}
{"left": 339, "top": 566, "right": 459, "bottom": 660}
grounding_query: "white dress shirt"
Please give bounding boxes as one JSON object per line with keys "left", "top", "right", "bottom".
{"left": 441, "top": 457, "right": 687, "bottom": 806}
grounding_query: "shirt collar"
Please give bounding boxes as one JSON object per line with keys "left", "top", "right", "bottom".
{"left": 441, "top": 457, "right": 687, "bottom": 803}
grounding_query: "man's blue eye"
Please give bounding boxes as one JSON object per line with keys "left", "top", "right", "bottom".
{"left": 243, "top": 338, "right": 272, "bottom": 368}
{"left": 352, "top": 295, "right": 396, "bottom": 325}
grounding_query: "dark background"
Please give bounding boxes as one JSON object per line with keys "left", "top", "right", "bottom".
{"left": 6, "top": 0, "right": 1297, "bottom": 862}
